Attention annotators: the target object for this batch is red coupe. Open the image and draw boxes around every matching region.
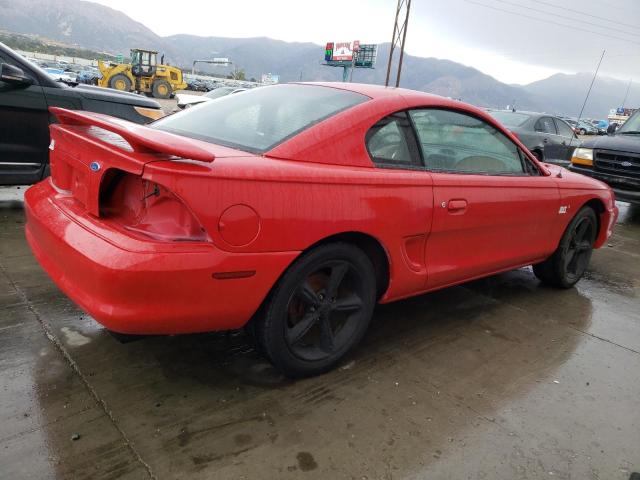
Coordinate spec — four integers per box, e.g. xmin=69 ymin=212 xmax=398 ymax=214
xmin=25 ymin=83 xmax=618 ymax=377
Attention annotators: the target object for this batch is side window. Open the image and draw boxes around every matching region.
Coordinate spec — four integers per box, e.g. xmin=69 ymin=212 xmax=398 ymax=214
xmin=554 ymin=119 xmax=575 ymax=139
xmin=409 ymin=109 xmax=526 ymax=175
xmin=365 ymin=112 xmax=421 ymax=168
xmin=535 ymin=117 xmax=557 ymax=134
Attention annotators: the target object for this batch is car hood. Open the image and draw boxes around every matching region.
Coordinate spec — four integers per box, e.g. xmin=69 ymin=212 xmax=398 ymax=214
xmin=71 ymin=84 xmax=161 ymax=109
xmin=579 ymin=134 xmax=640 ymax=154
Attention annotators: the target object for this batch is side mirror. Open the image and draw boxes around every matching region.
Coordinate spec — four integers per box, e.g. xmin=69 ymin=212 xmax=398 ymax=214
xmin=0 ymin=63 xmax=34 ymax=86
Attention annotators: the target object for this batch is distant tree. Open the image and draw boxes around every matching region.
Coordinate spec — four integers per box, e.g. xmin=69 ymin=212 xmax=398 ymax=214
xmin=250 ymin=77 xmax=257 ymax=83
xmin=231 ymin=68 xmax=246 ymax=80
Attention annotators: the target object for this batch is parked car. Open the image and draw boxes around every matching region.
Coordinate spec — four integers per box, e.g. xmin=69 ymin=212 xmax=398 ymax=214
xmin=43 ymin=67 xmax=77 ymax=83
xmin=570 ymin=109 xmax=640 ymax=204
xmin=575 ymin=120 xmax=598 ymax=135
xmin=175 ymin=86 xmax=247 ymax=109
xmin=25 ymin=83 xmax=617 ymax=377
xmin=589 ymin=119 xmax=609 ymax=135
xmin=0 ymin=42 xmax=164 ymax=185
xmin=487 ymin=110 xmax=579 ymax=165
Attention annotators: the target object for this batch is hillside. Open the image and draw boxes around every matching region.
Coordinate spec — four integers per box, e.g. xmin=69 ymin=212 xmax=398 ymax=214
xmin=1 ymin=0 xmax=637 ymax=117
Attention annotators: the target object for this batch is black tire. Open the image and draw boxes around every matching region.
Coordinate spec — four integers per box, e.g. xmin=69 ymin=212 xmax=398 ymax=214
xmin=254 ymin=242 xmax=376 ymax=378
xmin=152 ymin=79 xmax=172 ymax=99
xmin=109 ymin=73 xmax=131 ymax=92
xmin=533 ymin=207 xmax=598 ymax=288
xmin=532 ymin=149 xmax=544 ymax=162
xmin=579 ymin=128 xmax=587 ymax=135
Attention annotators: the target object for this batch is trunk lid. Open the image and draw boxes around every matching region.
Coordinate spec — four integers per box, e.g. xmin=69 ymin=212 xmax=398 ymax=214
xmin=48 ymin=107 xmax=247 ymax=216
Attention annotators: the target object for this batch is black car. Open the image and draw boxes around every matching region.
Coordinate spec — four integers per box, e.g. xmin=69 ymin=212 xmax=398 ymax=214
xmin=569 ymin=110 xmax=640 ymax=205
xmin=487 ymin=110 xmax=579 ymax=166
xmin=0 ymin=42 xmax=164 ymax=185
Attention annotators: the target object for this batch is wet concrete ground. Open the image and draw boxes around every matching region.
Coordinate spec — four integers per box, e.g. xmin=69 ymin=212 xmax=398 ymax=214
xmin=1 ymin=185 xmax=639 ymax=480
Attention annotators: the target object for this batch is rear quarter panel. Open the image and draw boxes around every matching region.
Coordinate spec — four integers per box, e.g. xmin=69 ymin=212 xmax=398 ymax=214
xmin=143 ymin=157 xmax=435 ymax=300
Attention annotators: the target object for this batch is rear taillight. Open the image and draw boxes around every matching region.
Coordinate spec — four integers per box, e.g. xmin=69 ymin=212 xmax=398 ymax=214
xmin=100 ymin=171 xmax=208 ymax=242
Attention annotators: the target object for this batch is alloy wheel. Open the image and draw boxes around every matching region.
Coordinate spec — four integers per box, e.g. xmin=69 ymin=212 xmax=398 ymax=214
xmin=564 ymin=216 xmax=595 ymax=280
xmin=284 ymin=260 xmax=366 ymax=362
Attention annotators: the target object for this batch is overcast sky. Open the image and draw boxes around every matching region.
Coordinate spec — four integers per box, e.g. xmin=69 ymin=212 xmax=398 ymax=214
xmin=93 ymin=0 xmax=640 ymax=85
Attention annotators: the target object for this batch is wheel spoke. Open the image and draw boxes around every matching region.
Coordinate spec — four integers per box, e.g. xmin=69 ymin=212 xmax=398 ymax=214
xmin=565 ymin=248 xmax=577 ymax=272
xmin=574 ymin=220 xmax=589 ymax=242
xmin=326 ymin=263 xmax=349 ymax=298
xmin=287 ymin=312 xmax=318 ymax=345
xmin=297 ymin=281 xmax=319 ymax=306
xmin=332 ymin=293 xmax=363 ymax=313
xmin=318 ymin=315 xmax=335 ymax=352
xmin=576 ymin=240 xmax=591 ymax=252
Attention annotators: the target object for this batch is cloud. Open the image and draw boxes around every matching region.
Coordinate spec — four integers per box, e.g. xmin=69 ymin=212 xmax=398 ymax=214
xmin=91 ymin=0 xmax=640 ymax=84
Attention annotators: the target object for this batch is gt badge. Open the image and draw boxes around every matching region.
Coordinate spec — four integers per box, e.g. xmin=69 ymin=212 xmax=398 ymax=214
xmin=559 ymin=206 xmax=569 ymax=214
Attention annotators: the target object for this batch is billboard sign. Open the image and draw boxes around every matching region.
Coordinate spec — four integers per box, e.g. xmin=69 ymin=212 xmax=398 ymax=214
xmin=325 ymin=41 xmax=360 ymax=62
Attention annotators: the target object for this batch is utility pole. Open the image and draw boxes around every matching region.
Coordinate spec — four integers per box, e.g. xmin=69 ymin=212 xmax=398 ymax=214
xmin=385 ymin=0 xmax=411 ymax=87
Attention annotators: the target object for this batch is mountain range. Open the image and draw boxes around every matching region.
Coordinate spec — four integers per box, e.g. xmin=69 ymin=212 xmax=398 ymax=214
xmin=1 ymin=0 xmax=638 ymax=118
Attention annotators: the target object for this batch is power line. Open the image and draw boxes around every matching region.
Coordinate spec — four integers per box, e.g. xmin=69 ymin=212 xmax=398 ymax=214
xmin=524 ymin=0 xmax=640 ymax=32
xmin=459 ymin=0 xmax=640 ymax=46
xmin=491 ymin=0 xmax=640 ymax=39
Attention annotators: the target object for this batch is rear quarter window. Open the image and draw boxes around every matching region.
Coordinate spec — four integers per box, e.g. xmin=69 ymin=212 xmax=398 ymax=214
xmin=153 ymin=84 xmax=368 ymax=153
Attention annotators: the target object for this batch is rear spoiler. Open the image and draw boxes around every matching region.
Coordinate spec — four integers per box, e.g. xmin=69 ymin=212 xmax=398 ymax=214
xmin=49 ymin=107 xmax=215 ymax=163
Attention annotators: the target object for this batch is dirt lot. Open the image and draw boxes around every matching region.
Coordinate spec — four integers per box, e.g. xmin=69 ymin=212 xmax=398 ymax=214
xmin=1 ymin=186 xmax=638 ymax=479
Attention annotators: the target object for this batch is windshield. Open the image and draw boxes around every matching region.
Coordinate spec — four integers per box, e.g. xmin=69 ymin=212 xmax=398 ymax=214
xmin=617 ymin=111 xmax=640 ymax=134
xmin=204 ymin=87 xmax=236 ymax=99
xmin=487 ymin=111 xmax=530 ymax=127
xmin=154 ymin=84 xmax=369 ymax=153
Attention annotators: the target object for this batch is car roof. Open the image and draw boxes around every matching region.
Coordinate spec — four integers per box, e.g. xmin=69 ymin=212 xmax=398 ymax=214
xmin=296 ymin=82 xmax=444 ymax=101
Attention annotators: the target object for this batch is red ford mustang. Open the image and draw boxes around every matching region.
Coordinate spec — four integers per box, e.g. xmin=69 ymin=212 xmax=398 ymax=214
xmin=25 ymin=83 xmax=618 ymax=377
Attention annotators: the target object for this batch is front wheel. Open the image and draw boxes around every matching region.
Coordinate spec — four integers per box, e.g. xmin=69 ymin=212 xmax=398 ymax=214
xmin=533 ymin=207 xmax=597 ymax=288
xmin=579 ymin=128 xmax=587 ymax=135
xmin=254 ymin=243 xmax=376 ymax=378
xmin=152 ymin=79 xmax=172 ymax=99
xmin=109 ymin=73 xmax=131 ymax=92
xmin=532 ymin=149 xmax=544 ymax=162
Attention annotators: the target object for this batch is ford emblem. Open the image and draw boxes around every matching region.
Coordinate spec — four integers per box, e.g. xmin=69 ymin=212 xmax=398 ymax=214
xmin=89 ymin=161 xmax=101 ymax=172
xmin=620 ymin=161 xmax=633 ymax=167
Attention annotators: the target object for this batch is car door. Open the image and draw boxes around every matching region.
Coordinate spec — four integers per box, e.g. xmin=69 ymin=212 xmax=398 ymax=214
xmin=365 ymin=110 xmax=434 ymax=295
xmin=554 ymin=118 xmax=579 ymax=162
xmin=533 ymin=116 xmax=563 ymax=163
xmin=408 ymin=108 xmax=560 ymax=289
xmin=0 ymin=52 xmax=49 ymax=185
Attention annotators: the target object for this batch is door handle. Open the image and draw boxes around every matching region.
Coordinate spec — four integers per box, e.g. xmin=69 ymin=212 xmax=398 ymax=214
xmin=543 ymin=138 xmax=548 ymax=143
xmin=447 ymin=199 xmax=468 ymax=213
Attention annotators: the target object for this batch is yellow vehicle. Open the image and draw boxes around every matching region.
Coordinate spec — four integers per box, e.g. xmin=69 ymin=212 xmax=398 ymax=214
xmin=98 ymin=49 xmax=187 ymax=99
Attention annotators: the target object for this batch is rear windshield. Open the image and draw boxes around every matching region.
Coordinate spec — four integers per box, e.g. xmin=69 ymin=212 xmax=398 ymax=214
xmin=487 ymin=111 xmax=530 ymax=127
xmin=153 ymin=84 xmax=369 ymax=153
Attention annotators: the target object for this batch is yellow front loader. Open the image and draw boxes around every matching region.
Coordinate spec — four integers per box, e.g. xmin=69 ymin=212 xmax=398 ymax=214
xmin=98 ymin=49 xmax=187 ymax=99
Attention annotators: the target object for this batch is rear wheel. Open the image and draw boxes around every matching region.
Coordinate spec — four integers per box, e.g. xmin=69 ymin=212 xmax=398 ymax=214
xmin=152 ymin=79 xmax=172 ymax=99
xmin=533 ymin=207 xmax=597 ymax=288
xmin=579 ymin=128 xmax=587 ymax=135
xmin=254 ymin=243 xmax=376 ymax=378
xmin=109 ymin=74 xmax=131 ymax=92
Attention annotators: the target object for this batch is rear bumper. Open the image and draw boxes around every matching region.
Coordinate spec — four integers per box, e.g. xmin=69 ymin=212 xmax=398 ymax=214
xmin=569 ymin=165 xmax=640 ymax=205
xmin=24 ymin=180 xmax=298 ymax=335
